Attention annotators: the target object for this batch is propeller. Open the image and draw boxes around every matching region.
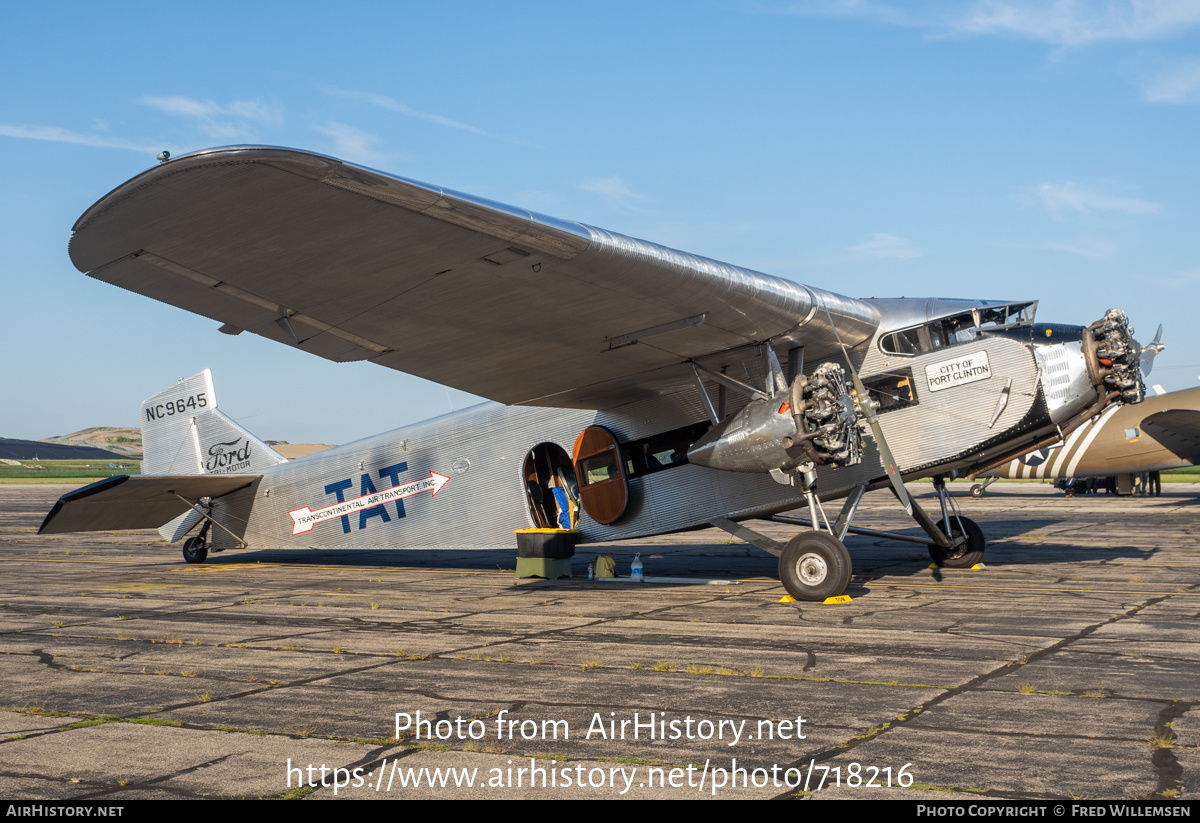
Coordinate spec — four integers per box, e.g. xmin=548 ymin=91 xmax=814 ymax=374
xmin=1138 ymin=324 xmax=1165 ymax=377
xmin=822 ymin=306 xmax=913 ymax=516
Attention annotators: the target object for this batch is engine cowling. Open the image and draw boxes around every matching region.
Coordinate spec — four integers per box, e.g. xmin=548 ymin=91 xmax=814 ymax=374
xmin=687 ymin=362 xmax=863 ymax=474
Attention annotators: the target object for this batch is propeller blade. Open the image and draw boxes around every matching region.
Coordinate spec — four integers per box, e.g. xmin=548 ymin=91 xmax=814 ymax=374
xmin=846 ymin=365 xmax=913 ymax=516
xmin=1139 ymin=324 xmax=1165 ymax=377
xmin=822 ymin=306 xmax=912 ymax=516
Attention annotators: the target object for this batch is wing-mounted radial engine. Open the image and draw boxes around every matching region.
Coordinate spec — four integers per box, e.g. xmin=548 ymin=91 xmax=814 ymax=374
xmin=782 ymin=362 xmax=863 ymax=469
xmin=687 ymin=355 xmax=864 ymax=476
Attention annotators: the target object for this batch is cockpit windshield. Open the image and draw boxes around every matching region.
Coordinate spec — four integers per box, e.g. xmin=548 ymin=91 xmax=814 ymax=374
xmin=879 ymin=302 xmax=1036 ymax=357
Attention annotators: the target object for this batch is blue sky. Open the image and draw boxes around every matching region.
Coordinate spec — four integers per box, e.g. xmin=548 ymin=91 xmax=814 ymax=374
xmin=2 ymin=1 xmax=1198 ymax=444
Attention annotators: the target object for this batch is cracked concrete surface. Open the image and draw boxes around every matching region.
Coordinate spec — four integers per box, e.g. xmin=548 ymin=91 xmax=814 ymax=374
xmin=0 ymin=483 xmax=1197 ymax=799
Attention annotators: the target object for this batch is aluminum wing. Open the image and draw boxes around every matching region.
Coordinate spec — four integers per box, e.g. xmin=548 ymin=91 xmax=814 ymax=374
xmin=71 ymin=146 xmax=880 ymax=409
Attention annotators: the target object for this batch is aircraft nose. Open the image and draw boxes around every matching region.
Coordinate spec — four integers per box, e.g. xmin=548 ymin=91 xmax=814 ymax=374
xmin=1038 ymin=308 xmax=1144 ymax=431
xmin=1084 ymin=308 xmax=1144 ymax=406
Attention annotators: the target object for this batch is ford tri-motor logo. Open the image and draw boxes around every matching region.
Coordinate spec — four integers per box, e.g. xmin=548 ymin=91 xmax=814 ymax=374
xmin=206 ymin=439 xmax=252 ymax=473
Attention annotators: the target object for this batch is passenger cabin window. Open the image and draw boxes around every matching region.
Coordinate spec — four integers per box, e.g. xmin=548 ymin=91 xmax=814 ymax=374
xmin=862 ymin=370 xmax=917 ymax=413
xmin=879 ymin=303 xmax=1036 ymax=358
xmin=620 ymin=421 xmax=712 ymax=480
xmin=578 ymin=451 xmax=620 ymax=486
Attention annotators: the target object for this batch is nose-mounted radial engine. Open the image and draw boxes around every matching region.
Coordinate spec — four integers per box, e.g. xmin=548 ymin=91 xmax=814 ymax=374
xmin=1084 ymin=308 xmax=1144 ymax=407
xmin=965 ymin=307 xmax=1148 ymax=494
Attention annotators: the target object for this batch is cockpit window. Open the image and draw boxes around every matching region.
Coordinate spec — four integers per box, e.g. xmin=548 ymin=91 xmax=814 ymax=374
xmin=879 ymin=302 xmax=1035 ymax=357
xmin=880 ymin=327 xmax=923 ymax=355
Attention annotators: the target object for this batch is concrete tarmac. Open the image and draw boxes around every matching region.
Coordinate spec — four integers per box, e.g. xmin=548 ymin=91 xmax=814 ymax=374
xmin=1 ymin=482 xmax=1198 ymax=800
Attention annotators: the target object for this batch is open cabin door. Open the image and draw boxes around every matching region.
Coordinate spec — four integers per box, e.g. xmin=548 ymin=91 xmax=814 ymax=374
xmin=522 ymin=443 xmax=577 ymax=529
xmin=572 ymin=426 xmax=629 ymax=525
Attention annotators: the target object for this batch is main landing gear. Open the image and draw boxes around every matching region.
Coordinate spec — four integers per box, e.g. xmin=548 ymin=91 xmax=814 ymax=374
xmin=690 ymin=345 xmax=986 ymax=601
xmin=779 ymin=532 xmax=852 ymax=602
xmin=712 ymin=473 xmax=987 ymax=602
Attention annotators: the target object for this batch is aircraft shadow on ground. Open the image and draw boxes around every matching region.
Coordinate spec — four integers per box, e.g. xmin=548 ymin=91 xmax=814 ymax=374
xmin=839 ymin=514 xmax=1163 ymax=595
xmin=188 ymin=511 xmax=1162 ymax=603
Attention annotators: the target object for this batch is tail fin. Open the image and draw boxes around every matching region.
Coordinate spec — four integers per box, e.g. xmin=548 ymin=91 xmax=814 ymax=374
xmin=141 ymin=369 xmax=285 ymax=476
xmin=140 ymin=369 xmax=284 ymax=541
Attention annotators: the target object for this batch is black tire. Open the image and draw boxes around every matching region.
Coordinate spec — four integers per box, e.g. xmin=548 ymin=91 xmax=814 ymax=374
xmin=778 ymin=532 xmax=852 ymax=601
xmin=969 ymin=484 xmax=986 ymax=499
xmin=182 ymin=535 xmax=208 ymax=564
xmin=928 ymin=515 xmax=985 ymax=568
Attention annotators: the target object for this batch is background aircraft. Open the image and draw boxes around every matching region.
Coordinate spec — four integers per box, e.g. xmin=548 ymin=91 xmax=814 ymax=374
xmin=973 ymin=383 xmax=1200 ymax=496
xmin=40 ymin=147 xmax=1149 ymax=601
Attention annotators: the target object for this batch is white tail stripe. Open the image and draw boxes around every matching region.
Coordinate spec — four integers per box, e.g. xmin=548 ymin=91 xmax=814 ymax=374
xmin=1064 ymin=407 xmax=1118 ymax=479
xmin=1045 ymin=423 xmax=1087 ymax=479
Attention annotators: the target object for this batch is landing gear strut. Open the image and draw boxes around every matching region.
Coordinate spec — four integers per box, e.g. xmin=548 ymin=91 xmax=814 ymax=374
xmin=921 ymin=476 xmax=986 ymax=568
xmin=970 ymin=476 xmax=998 ymax=498
xmin=930 ymin=515 xmax=985 ymax=568
xmin=775 ymin=467 xmax=856 ymax=600
xmin=171 ymin=493 xmax=247 ymax=564
xmin=763 ymin=474 xmax=989 ymax=597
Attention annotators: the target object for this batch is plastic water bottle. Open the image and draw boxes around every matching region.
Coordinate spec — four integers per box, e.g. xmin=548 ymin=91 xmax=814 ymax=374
xmin=631 ymin=553 xmax=644 ymax=582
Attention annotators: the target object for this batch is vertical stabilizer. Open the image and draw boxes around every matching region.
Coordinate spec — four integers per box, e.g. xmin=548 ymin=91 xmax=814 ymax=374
xmin=140 ymin=369 xmax=284 ymax=541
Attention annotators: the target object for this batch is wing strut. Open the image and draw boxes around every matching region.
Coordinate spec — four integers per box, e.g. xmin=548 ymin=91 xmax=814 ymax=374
xmin=172 ymin=492 xmax=248 ymax=550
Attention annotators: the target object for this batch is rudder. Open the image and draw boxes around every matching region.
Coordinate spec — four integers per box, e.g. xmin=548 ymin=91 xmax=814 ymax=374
xmin=140 ymin=369 xmax=284 ymax=541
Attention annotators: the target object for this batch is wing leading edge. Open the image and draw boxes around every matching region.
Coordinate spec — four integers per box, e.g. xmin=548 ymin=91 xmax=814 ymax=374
xmin=71 ymin=146 xmax=880 ymax=409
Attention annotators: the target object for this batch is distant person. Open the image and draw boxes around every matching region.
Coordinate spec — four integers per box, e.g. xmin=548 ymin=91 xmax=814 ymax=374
xmin=1149 ymin=470 xmax=1161 ymax=497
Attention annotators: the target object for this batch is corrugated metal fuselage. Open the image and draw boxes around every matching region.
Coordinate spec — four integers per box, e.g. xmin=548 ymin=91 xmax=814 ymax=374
xmin=206 ymin=316 xmax=1066 ymax=553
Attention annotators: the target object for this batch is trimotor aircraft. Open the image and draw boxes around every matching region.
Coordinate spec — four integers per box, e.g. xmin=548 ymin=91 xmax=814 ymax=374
xmin=972 ymin=381 xmax=1200 ymax=497
xmin=40 ymin=146 xmax=1149 ymax=601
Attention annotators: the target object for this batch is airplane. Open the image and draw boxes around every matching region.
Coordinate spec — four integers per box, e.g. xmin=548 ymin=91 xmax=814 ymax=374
xmin=969 ymin=382 xmax=1200 ymax=497
xmin=39 ymin=145 xmax=1150 ymax=602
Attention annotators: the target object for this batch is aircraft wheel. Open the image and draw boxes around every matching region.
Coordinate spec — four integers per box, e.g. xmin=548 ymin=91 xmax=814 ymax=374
xmin=779 ymin=532 xmax=852 ymax=601
xmin=969 ymin=484 xmax=986 ymax=499
xmin=182 ymin=536 xmax=208 ymax=564
xmin=929 ymin=516 xmax=985 ymax=568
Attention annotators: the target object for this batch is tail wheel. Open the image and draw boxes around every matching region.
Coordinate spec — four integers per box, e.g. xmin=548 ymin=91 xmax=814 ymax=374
xmin=928 ymin=516 xmax=985 ymax=568
xmin=182 ymin=535 xmax=208 ymax=564
xmin=779 ymin=532 xmax=852 ymax=601
xmin=969 ymin=484 xmax=986 ymax=499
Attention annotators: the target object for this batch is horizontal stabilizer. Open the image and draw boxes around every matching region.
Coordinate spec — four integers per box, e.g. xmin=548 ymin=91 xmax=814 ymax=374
xmin=38 ymin=474 xmax=259 ymax=535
